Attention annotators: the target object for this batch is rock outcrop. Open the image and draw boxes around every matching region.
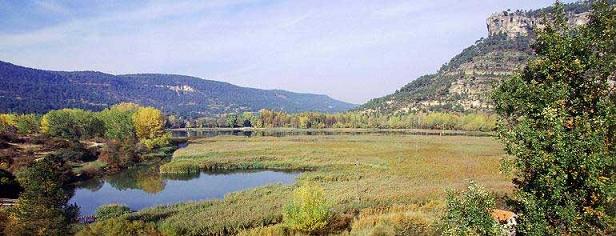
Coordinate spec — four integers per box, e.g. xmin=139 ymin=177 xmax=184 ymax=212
xmin=487 ymin=10 xmax=590 ymax=38
xmin=357 ymin=1 xmax=604 ymax=114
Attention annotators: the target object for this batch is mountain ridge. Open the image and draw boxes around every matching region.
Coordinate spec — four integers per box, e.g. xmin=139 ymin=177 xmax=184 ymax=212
xmin=0 ymin=60 xmax=356 ymax=116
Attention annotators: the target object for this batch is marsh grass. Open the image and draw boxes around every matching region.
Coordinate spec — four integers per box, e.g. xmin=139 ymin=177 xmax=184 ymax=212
xmin=137 ymin=134 xmax=510 ymax=235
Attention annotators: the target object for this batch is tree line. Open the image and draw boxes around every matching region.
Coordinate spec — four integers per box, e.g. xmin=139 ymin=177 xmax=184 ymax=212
xmin=1 ymin=102 xmax=170 ymax=150
xmin=170 ymin=110 xmax=497 ymax=132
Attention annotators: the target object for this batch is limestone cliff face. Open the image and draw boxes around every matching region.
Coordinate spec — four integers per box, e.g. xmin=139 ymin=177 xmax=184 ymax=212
xmin=487 ymin=11 xmax=589 ymax=38
xmin=358 ymin=2 xmax=599 ymax=114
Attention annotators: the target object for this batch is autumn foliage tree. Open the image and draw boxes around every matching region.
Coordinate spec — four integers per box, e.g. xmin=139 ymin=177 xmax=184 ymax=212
xmin=493 ymin=2 xmax=615 ymax=234
xmin=132 ymin=107 xmax=170 ymax=149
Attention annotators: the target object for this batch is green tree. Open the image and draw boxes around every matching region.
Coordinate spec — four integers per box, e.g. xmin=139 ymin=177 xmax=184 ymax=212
xmin=493 ymin=2 xmax=615 ymax=234
xmin=14 ymin=114 xmax=40 ymax=135
xmin=226 ymin=113 xmax=238 ymax=128
xmin=41 ymin=109 xmax=104 ymax=140
xmin=41 ymin=109 xmax=80 ymax=139
xmin=5 ymin=155 xmax=77 ymax=236
xmin=98 ymin=105 xmax=137 ymax=141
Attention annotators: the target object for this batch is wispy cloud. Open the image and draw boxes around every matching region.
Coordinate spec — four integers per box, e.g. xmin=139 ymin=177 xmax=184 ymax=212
xmin=0 ymin=0 xmax=572 ymax=103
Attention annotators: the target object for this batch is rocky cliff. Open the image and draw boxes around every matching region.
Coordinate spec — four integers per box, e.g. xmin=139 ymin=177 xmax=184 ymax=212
xmin=487 ymin=10 xmax=589 ymax=38
xmin=358 ymin=1 xmax=606 ymax=114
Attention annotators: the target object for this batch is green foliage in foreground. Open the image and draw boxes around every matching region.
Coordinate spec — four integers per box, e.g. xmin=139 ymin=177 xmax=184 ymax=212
xmin=439 ymin=182 xmax=500 ymax=236
xmin=95 ymin=204 xmax=132 ymax=221
xmin=5 ymin=156 xmax=77 ymax=236
xmin=283 ymin=183 xmax=331 ymax=233
xmin=493 ymin=2 xmax=616 ymax=234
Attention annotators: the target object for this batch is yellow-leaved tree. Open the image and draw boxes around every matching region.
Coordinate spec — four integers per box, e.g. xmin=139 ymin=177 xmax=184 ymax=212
xmin=132 ymin=107 xmax=170 ymax=149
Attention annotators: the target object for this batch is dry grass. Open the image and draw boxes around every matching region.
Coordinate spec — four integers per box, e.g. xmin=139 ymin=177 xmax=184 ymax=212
xmin=144 ymin=134 xmax=511 ymax=235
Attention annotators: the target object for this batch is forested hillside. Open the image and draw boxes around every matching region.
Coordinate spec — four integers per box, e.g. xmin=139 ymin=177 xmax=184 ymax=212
xmin=358 ymin=0 xmax=609 ymax=114
xmin=0 ymin=61 xmax=355 ymax=116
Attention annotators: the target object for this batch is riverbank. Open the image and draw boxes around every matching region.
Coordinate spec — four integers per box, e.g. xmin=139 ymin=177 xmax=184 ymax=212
xmin=129 ymin=134 xmax=510 ymax=235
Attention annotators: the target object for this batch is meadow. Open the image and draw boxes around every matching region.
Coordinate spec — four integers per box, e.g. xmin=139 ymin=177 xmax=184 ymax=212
xmin=124 ymin=134 xmax=512 ymax=235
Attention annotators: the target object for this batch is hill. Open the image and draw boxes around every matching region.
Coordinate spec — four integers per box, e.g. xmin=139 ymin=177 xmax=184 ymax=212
xmin=0 ymin=61 xmax=355 ymax=116
xmin=358 ymin=1 xmax=608 ymax=114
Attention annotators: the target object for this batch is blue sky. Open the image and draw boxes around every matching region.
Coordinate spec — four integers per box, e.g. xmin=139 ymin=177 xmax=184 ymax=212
xmin=0 ymin=0 xmax=573 ymax=104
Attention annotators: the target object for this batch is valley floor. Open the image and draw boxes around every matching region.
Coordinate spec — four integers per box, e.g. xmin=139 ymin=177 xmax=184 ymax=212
xmin=130 ymin=134 xmax=511 ymax=235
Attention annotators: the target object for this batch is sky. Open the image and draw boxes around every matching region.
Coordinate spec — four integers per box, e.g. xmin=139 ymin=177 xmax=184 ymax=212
xmin=0 ymin=0 xmax=575 ymax=104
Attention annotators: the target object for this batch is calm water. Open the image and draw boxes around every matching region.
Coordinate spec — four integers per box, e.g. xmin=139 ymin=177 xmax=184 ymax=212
xmin=69 ymin=166 xmax=299 ymax=216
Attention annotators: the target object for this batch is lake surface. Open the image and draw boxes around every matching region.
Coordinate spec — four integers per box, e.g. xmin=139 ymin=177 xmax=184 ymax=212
xmin=170 ymin=128 xmax=489 ymax=138
xmin=69 ymin=166 xmax=299 ymax=216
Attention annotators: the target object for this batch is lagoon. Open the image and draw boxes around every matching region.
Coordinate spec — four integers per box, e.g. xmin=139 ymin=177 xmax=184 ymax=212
xmin=69 ymin=166 xmax=299 ymax=216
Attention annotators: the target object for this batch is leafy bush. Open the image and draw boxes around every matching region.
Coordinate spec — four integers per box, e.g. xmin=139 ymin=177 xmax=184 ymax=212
xmin=439 ymin=182 xmax=501 ymax=235
xmin=283 ymin=183 xmax=331 ymax=233
xmin=95 ymin=204 xmax=132 ymax=221
xmin=77 ymin=218 xmax=160 ymax=236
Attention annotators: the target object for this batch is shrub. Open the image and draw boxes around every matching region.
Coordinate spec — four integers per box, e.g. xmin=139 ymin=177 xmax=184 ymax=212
xmin=99 ymin=140 xmax=138 ymax=170
xmin=283 ymin=183 xmax=331 ymax=233
xmin=95 ymin=204 xmax=132 ymax=221
xmin=77 ymin=218 xmax=160 ymax=236
xmin=439 ymin=182 xmax=501 ymax=235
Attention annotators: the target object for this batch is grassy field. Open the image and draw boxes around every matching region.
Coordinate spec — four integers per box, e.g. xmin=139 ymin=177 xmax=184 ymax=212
xmin=132 ymin=134 xmax=510 ymax=235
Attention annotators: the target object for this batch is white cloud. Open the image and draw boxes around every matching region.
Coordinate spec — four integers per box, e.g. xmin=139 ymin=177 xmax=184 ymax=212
xmin=0 ymin=0 xmax=570 ymax=103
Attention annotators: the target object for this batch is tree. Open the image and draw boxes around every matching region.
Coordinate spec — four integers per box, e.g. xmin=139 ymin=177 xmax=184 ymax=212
xmin=98 ymin=106 xmax=136 ymax=141
xmin=5 ymin=155 xmax=77 ymax=235
xmin=41 ymin=109 xmax=104 ymax=140
xmin=132 ymin=107 xmax=169 ymax=149
xmin=14 ymin=114 xmax=40 ymax=135
xmin=493 ymin=2 xmax=615 ymax=234
xmin=226 ymin=113 xmax=238 ymax=128
xmin=0 ymin=114 xmax=16 ymax=133
xmin=41 ymin=109 xmax=79 ymax=139
xmin=132 ymin=107 xmax=164 ymax=140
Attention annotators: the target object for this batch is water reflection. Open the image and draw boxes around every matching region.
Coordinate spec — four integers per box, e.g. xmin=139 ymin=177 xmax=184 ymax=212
xmin=69 ymin=166 xmax=299 ymax=216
